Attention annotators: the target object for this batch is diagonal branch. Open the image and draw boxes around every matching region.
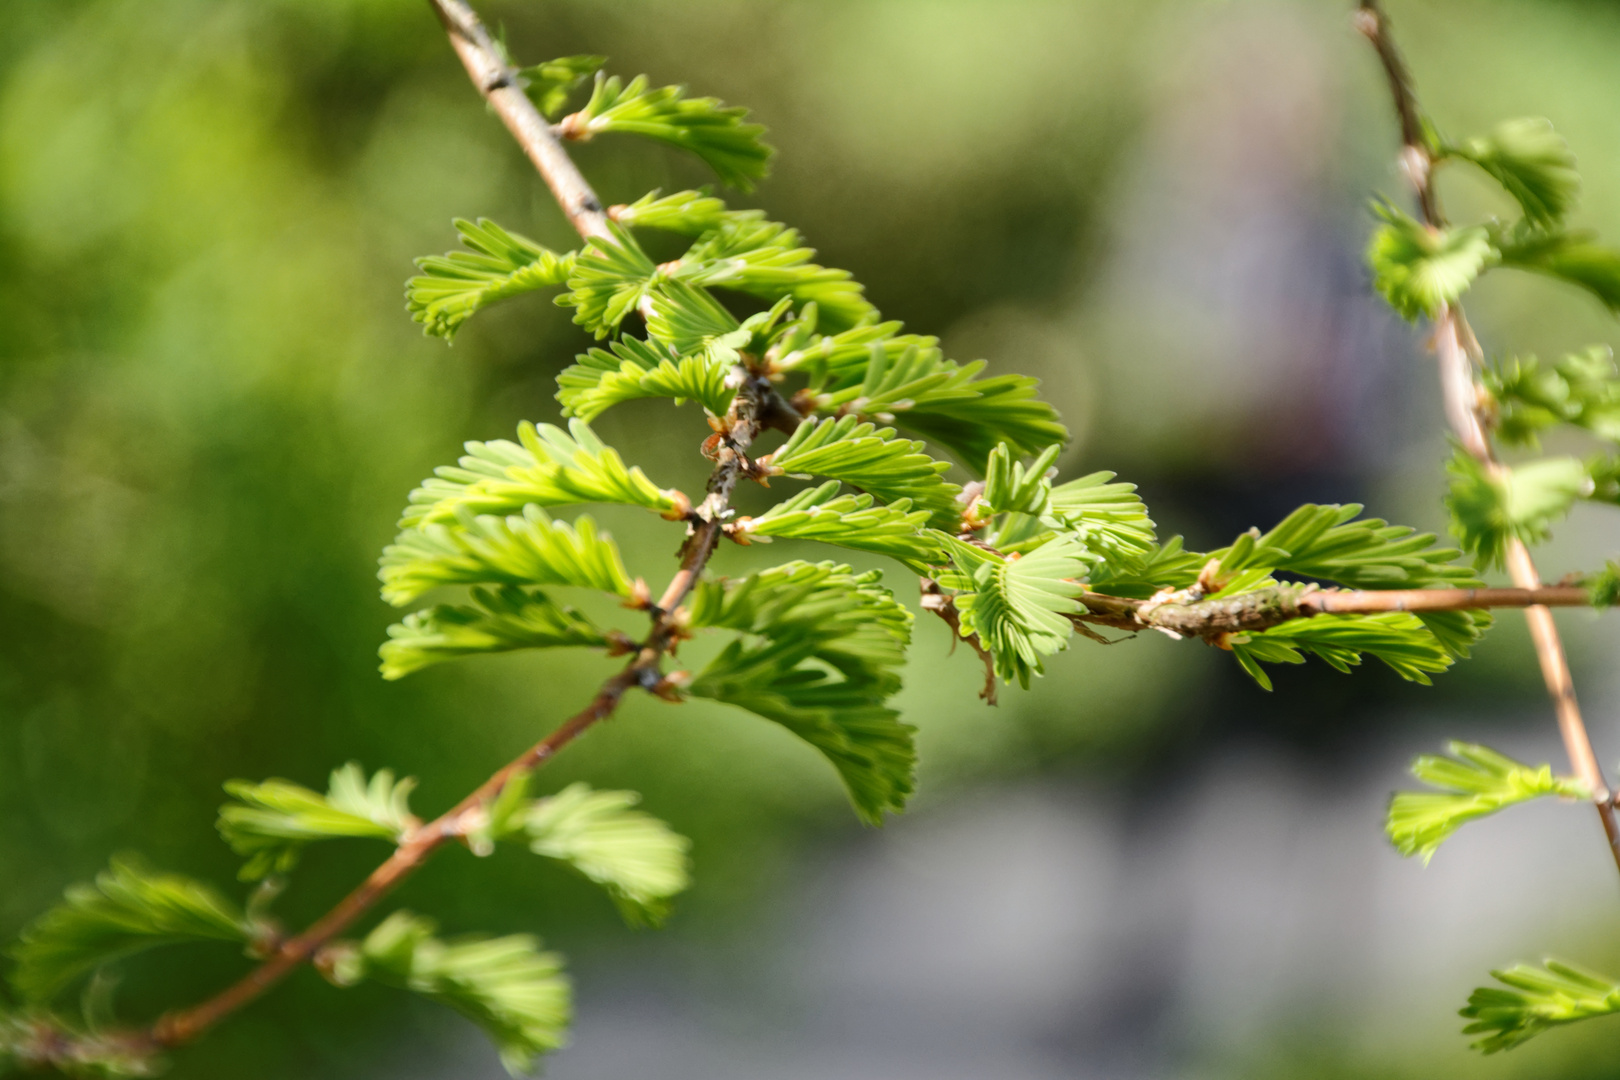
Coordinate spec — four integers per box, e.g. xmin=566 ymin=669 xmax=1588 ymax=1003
xmin=1355 ymin=0 xmax=1620 ymax=871
xmin=429 ymin=0 xmax=609 ymax=239
xmin=48 ymin=1 xmax=783 ymax=1063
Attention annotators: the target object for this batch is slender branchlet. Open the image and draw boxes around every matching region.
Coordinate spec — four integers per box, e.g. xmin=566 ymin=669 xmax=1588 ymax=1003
xmin=1356 ymin=0 xmax=1620 ymax=867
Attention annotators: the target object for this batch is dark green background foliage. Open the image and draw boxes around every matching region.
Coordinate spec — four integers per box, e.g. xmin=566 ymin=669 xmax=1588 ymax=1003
xmin=4 ymin=1 xmax=1620 ymax=1077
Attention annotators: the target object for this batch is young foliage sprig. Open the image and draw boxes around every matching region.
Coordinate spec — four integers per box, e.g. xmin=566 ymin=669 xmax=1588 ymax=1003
xmin=561 ymin=74 xmax=772 ymax=190
xmin=11 ymin=859 xmax=252 ymax=1002
xmin=685 ymin=562 xmax=917 ymax=823
xmin=407 ymin=218 xmax=574 ymax=339
xmin=1461 ymin=961 xmax=1620 ymax=1053
xmin=401 ymin=418 xmax=686 ymax=528
xmin=323 ymin=911 xmax=571 ymax=1075
xmin=1386 ymin=743 xmax=1588 ymax=863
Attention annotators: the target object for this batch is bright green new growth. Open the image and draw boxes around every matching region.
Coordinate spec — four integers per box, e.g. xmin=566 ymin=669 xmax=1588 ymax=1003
xmin=453 ymin=771 xmax=689 ymax=926
xmin=1444 ymin=451 xmax=1592 ymax=568
xmin=218 ymin=763 xmax=421 ymax=879
xmin=1386 ymin=743 xmax=1588 ymax=863
xmin=407 ymin=218 xmax=575 ymax=340
xmin=1227 ymin=612 xmax=1456 ymax=691
xmin=1445 ymin=118 xmax=1580 ymax=228
xmin=379 ymin=505 xmax=633 ymax=607
xmin=1588 ymin=560 xmax=1620 ymax=608
xmin=1367 ymin=203 xmax=1494 ymax=321
xmin=1461 ymin=961 xmax=1620 ymax=1053
xmin=325 ymin=911 xmax=570 ymax=1075
xmin=1363 ymin=113 xmax=1620 ymax=325
xmin=1493 ymin=227 xmax=1620 ymax=314
xmin=945 ymin=536 xmax=1090 ymax=689
xmin=16 ymin=18 xmax=1620 ymax=1077
xmin=381 ymin=586 xmax=612 ymax=679
xmin=556 ymin=224 xmax=661 ymax=338
xmin=730 ymin=482 xmax=946 ymax=567
xmin=400 ymin=418 xmax=683 ymax=528
xmin=519 ymin=55 xmax=605 ymax=120
xmin=1352 ymin=81 xmax=1620 ymax=1058
xmin=10 ymin=858 xmax=251 ymax=1001
xmin=1486 ymin=347 xmax=1620 ymax=448
xmin=556 ymin=334 xmax=735 ymax=420
xmin=686 ymin=562 xmax=916 ymax=824
xmin=763 ymin=416 xmax=961 ymax=527
xmin=775 ymin=323 xmax=1069 ymax=467
xmin=521 ymin=783 xmax=692 ymax=927
xmin=1216 ymin=502 xmax=1478 ymax=590
xmin=567 ymin=73 xmax=773 ymax=190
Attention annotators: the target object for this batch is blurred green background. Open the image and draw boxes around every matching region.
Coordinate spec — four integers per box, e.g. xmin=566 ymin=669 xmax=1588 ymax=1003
xmin=4 ymin=0 xmax=1620 ymax=1077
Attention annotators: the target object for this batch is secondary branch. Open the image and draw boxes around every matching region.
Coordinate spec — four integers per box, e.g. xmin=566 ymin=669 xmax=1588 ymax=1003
xmin=1355 ymin=0 xmax=1620 ymax=868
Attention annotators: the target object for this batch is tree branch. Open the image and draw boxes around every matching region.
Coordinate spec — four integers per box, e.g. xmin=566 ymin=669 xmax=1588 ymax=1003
xmin=428 ymin=0 xmax=609 ymax=239
xmin=1355 ymin=0 xmax=1620 ymax=869
xmin=1076 ymin=582 xmax=1597 ymax=640
xmin=70 ymin=0 xmax=784 ymax=1060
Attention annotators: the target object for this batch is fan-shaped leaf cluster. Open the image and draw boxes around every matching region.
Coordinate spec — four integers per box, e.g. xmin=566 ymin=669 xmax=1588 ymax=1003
xmin=520 ymin=783 xmax=691 ymax=927
xmin=326 ymin=911 xmax=570 ymax=1075
xmin=556 ymin=334 xmax=735 ymax=420
xmin=1447 ymin=118 xmax=1581 ymax=228
xmin=11 ymin=859 xmax=250 ymax=1001
xmin=777 ymin=322 xmax=1068 ymax=466
xmin=218 ymin=764 xmax=421 ymax=878
xmin=381 ymin=586 xmax=612 ymax=680
xmin=763 ymin=416 xmax=961 ymax=529
xmin=1386 ymin=742 xmax=1586 ymax=864
xmin=401 ymin=418 xmax=683 ymax=528
xmin=685 ymin=562 xmax=916 ymax=824
xmin=944 ymin=535 xmax=1090 ymax=689
xmin=1444 ymin=451 xmax=1591 ymax=568
xmin=1462 ymin=961 xmax=1620 ymax=1053
xmin=1227 ymin=612 xmax=1457 ymax=691
xmin=567 ymin=74 xmax=772 ymax=190
xmin=1367 ymin=203 xmax=1494 ymax=322
xmin=407 ymin=218 xmax=574 ymax=339
xmin=1486 ymin=346 xmax=1620 ymax=447
xmin=1494 ymin=227 xmax=1620 ymax=314
xmin=731 ymin=481 xmax=944 ymax=567
xmin=380 ymin=506 xmax=632 ymax=608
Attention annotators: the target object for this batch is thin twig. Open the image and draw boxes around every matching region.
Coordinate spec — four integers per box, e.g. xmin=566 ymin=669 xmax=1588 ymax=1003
xmin=919 ymin=579 xmax=998 ymax=705
xmin=1356 ymin=0 xmax=1620 ymax=867
xmin=429 ymin=0 xmax=609 ymax=239
xmin=1076 ymin=583 xmax=1596 ymax=639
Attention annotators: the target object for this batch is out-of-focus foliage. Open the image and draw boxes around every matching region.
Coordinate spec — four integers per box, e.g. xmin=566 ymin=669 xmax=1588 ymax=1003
xmin=218 ymin=763 xmax=420 ymax=879
xmin=1386 ymin=742 xmax=1587 ymax=863
xmin=1461 ymin=961 xmax=1620 ymax=1053
xmin=323 ymin=911 xmax=571 ymax=1074
xmin=11 ymin=858 xmax=251 ymax=1002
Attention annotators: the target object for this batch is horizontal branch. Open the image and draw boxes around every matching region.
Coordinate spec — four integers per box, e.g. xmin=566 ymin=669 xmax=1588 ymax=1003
xmin=1077 ymin=583 xmax=1597 ymax=641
